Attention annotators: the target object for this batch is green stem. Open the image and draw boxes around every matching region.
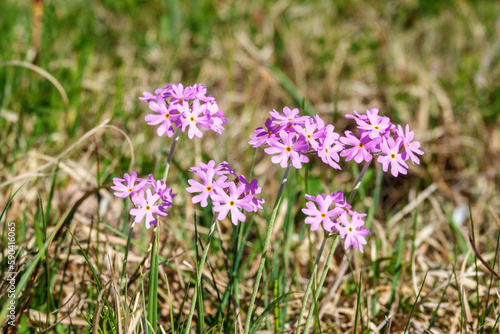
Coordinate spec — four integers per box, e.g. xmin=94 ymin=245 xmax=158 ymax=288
xmin=302 ymin=236 xmax=340 ymax=334
xmin=295 ymin=233 xmax=328 ymax=334
xmin=184 ymin=213 xmax=218 ymax=334
xmin=148 ymin=228 xmax=159 ymax=333
xmin=348 ymin=160 xmax=371 ymax=204
xmin=120 ymin=221 xmax=135 ymax=289
xmin=163 ymin=127 xmax=182 ymax=182
xmin=243 ymin=163 xmax=292 ymax=334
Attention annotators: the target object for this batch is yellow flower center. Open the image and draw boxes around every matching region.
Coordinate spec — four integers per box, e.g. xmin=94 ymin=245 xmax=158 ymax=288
xmin=320 ymin=213 xmax=326 ymax=218
xmin=325 ymin=148 xmax=329 ymax=154
xmin=285 ymin=146 xmax=292 ymax=152
xmin=206 ymin=186 xmax=212 ymax=191
xmin=145 ymin=205 xmax=151 ymax=211
xmin=287 ymin=118 xmax=293 ymax=121
xmin=229 ymin=200 xmax=235 ymax=206
xmin=391 ymin=153 xmax=396 ymax=159
xmin=267 ymin=132 xmax=272 ymax=137
xmin=358 ymin=142 xmax=364 ymax=148
xmin=128 ymin=188 xmax=133 ymax=192
xmin=190 ymin=116 xmax=195 ymax=122
xmin=344 ymin=207 xmax=349 ymax=213
xmin=165 ymin=113 xmax=170 ymax=119
xmin=374 ymin=125 xmax=379 ymax=130
xmin=348 ymin=226 xmax=353 ymax=232
xmin=306 ymin=134 xmax=312 ymax=139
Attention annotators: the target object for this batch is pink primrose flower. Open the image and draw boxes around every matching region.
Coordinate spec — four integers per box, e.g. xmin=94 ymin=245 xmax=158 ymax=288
xmin=211 ymin=182 xmax=254 ymax=226
xmin=238 ymin=175 xmax=265 ymax=211
xmin=338 ymin=212 xmax=370 ymax=253
xmin=111 ymin=172 xmax=147 ymax=198
xmin=345 ymin=109 xmax=369 ymax=123
xmin=139 ymin=87 xmax=167 ymax=103
xmin=204 ymin=102 xmax=227 ymax=134
xmin=264 ymin=131 xmax=309 ymax=169
xmin=302 ymin=194 xmax=337 ymax=232
xmin=189 ymin=160 xmax=217 ymax=174
xmin=145 ymin=101 xmax=180 ymax=137
xmin=329 ymin=190 xmax=352 ymax=216
xmin=169 ymin=83 xmax=194 ymax=105
xmin=179 ymin=100 xmax=212 ymax=139
xmin=377 ymin=136 xmax=409 ymax=177
xmin=355 ymin=108 xmax=392 ymax=139
xmin=318 ymin=125 xmax=343 ymax=169
xmin=186 ymin=169 xmax=229 ymax=207
xmin=293 ymin=116 xmax=325 ymax=151
xmin=397 ymin=124 xmax=424 ymax=164
xmin=340 ymin=131 xmax=380 ymax=163
xmin=249 ymin=118 xmax=283 ymax=148
xmin=269 ymin=106 xmax=308 ymax=128
xmin=146 ymin=174 xmax=175 ymax=206
xmin=130 ymin=188 xmax=168 ymax=229
xmin=215 ymin=161 xmax=238 ymax=178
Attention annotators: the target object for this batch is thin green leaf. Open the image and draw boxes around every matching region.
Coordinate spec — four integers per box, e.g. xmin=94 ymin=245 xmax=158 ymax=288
xmin=147 ymin=230 xmax=159 ymax=333
xmin=249 ymin=292 xmax=296 ymax=334
xmin=403 ymin=272 xmax=428 ymax=334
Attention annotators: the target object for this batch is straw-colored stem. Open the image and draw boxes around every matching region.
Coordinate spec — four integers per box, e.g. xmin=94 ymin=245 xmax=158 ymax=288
xmin=243 ymin=163 xmax=292 ymax=334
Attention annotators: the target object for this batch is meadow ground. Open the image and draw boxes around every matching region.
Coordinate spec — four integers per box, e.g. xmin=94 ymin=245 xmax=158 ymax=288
xmin=1 ymin=0 xmax=500 ymax=333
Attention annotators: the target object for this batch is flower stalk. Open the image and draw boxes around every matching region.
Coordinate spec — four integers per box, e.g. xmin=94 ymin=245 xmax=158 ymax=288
xmin=243 ymin=163 xmax=292 ymax=334
xmin=163 ymin=127 xmax=182 ymax=181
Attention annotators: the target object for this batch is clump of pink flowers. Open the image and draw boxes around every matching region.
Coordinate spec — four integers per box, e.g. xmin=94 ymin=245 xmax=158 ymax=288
xmin=342 ymin=108 xmax=424 ymax=177
xmin=302 ymin=191 xmax=370 ymax=253
xmin=251 ymin=107 xmax=424 ymax=252
xmin=186 ymin=160 xmax=264 ymax=226
xmin=250 ymin=107 xmax=423 ymax=177
xmin=140 ymin=83 xmax=227 ymax=139
xmin=249 ymin=106 xmax=344 ymax=170
xmin=111 ymin=172 xmax=176 ymax=229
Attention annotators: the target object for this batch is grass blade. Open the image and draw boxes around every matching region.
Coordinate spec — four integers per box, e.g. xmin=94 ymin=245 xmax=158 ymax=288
xmin=353 ymin=276 xmax=363 ymax=334
xmin=148 ymin=228 xmax=159 ymax=333
xmin=248 ymin=291 xmax=295 ymax=334
xmin=403 ymin=272 xmax=428 ymax=334
xmin=0 ymin=187 xmax=96 ymax=324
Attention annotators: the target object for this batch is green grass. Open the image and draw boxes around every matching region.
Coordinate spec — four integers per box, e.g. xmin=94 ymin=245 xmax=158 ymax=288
xmin=1 ymin=0 xmax=500 ymax=333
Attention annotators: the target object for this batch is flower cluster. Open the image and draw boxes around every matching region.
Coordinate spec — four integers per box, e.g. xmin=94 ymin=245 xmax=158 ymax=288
xmin=252 ymin=107 xmax=424 ymax=177
xmin=249 ymin=107 xmax=343 ymax=170
xmin=342 ymin=108 xmax=424 ymax=177
xmin=302 ymin=191 xmax=370 ymax=253
xmin=111 ymin=172 xmax=176 ymax=229
xmin=286 ymin=107 xmax=424 ymax=252
xmin=140 ymin=83 xmax=227 ymax=139
xmin=186 ymin=160 xmax=264 ymax=226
